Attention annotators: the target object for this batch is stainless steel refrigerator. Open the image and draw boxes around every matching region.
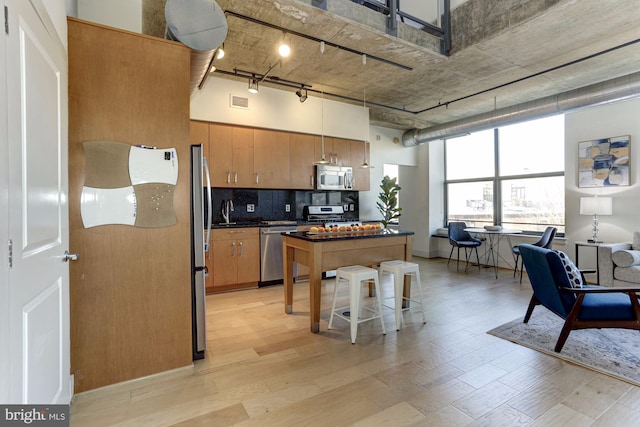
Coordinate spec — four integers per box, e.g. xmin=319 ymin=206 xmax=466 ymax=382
xmin=190 ymin=144 xmax=211 ymax=360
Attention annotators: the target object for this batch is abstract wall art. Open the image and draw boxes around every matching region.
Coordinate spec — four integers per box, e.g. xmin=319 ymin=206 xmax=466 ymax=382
xmin=578 ymin=135 xmax=630 ymax=187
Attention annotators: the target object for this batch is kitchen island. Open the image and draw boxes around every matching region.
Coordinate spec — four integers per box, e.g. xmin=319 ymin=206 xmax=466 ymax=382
xmin=283 ymin=229 xmax=415 ymax=333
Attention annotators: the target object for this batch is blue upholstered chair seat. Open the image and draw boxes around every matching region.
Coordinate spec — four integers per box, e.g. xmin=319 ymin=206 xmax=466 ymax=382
xmin=578 ymin=293 xmax=638 ymax=320
xmin=455 ymin=241 xmax=481 ymax=248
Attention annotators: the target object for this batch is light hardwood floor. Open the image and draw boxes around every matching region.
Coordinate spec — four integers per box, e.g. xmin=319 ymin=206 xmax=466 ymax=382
xmin=70 ymin=257 xmax=640 ymax=426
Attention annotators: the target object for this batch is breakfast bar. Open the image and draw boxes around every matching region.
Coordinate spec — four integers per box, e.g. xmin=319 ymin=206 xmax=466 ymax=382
xmin=283 ymin=229 xmax=415 ymax=333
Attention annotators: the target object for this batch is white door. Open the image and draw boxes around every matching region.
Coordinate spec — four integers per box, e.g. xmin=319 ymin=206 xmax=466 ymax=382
xmin=0 ymin=0 xmax=10 ymax=404
xmin=6 ymin=0 xmax=71 ymax=404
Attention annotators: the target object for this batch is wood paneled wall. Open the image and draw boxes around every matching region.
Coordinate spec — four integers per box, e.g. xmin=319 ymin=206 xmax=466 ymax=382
xmin=68 ymin=18 xmax=192 ymax=392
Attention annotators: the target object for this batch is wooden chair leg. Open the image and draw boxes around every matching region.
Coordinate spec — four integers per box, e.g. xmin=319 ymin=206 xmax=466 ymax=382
xmin=555 ymin=318 xmax=575 ymax=352
xmin=554 ymin=294 xmax=585 ymax=352
xmin=523 ymin=295 xmax=539 ymax=323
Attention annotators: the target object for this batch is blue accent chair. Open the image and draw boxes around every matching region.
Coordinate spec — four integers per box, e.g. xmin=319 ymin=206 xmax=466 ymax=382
xmin=447 ymin=221 xmax=482 ymax=272
xmin=512 ymin=226 xmax=557 ymax=283
xmin=519 ymin=244 xmax=640 ymax=352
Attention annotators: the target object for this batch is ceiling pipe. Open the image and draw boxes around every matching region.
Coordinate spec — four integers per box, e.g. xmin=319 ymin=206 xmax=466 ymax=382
xmin=165 ymin=0 xmax=228 ymax=94
xmin=402 ymin=71 xmax=640 ymax=146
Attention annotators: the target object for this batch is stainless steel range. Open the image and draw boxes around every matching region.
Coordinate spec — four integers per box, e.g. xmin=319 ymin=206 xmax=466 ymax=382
xmin=303 ymin=205 xmax=345 ymax=223
xmin=301 ymin=205 xmax=362 ymax=279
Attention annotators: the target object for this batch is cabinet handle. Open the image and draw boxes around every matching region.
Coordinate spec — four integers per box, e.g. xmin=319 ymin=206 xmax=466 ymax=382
xmin=256 ymin=173 xmax=259 ymax=185
xmin=228 ymin=230 xmax=246 ymax=234
xmin=239 ymin=241 xmax=243 ymax=256
xmin=334 ymin=153 xmax=338 ymax=165
xmin=231 ymin=242 xmax=235 ymax=256
xmin=227 ymin=171 xmax=231 ymax=184
xmin=234 ymin=172 xmax=238 ymax=184
xmin=310 ymin=175 xmax=314 ymax=188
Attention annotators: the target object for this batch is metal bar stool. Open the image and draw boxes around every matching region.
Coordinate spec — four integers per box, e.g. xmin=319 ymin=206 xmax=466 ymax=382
xmin=328 ymin=265 xmax=386 ymax=344
xmin=379 ymin=260 xmax=427 ymax=330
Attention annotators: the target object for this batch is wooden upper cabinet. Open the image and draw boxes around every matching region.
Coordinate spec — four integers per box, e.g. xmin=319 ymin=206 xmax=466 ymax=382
xmin=208 ymin=123 xmax=255 ymax=187
xmin=209 ymin=123 xmax=234 ymax=186
xmin=289 ymin=133 xmax=316 ymax=189
xmin=315 ymin=136 xmax=351 ymax=167
xmin=351 ymin=140 xmax=371 ymax=191
xmin=190 ymin=121 xmax=209 ymax=154
xmin=231 ymin=127 xmax=255 ymax=187
xmin=254 ymin=129 xmax=290 ymax=188
xmin=205 ymin=122 xmax=370 ymax=191
xmin=331 ymin=137 xmax=352 ymax=167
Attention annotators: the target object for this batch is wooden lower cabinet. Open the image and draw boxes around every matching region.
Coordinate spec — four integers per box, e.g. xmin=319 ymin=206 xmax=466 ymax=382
xmin=207 ymin=227 xmax=260 ymax=293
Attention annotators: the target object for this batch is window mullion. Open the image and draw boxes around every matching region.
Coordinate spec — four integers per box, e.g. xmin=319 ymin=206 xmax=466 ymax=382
xmin=494 ymin=128 xmax=500 ymax=226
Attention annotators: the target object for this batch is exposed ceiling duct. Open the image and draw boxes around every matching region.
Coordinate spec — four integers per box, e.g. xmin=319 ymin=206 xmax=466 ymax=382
xmin=402 ymin=71 xmax=640 ymax=146
xmin=165 ymin=0 xmax=228 ymax=94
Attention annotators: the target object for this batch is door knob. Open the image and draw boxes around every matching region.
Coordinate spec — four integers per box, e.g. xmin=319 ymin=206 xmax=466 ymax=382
xmin=62 ymin=250 xmax=79 ymax=262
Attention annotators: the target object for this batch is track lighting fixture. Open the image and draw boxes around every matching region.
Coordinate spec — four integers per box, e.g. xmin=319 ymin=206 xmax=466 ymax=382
xmin=296 ymin=87 xmax=308 ymax=103
xmin=248 ymin=76 xmax=259 ymax=94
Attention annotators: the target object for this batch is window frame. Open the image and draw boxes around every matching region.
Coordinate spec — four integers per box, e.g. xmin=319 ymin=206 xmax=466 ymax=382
xmin=444 ymin=119 xmax=565 ymax=236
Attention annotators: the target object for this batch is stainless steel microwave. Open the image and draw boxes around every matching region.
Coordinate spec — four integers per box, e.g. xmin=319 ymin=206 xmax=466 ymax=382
xmin=316 ymin=165 xmax=353 ymax=191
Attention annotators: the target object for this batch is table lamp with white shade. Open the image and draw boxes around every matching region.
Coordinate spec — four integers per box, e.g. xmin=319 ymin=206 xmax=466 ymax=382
xmin=580 ymin=196 xmax=612 ymax=243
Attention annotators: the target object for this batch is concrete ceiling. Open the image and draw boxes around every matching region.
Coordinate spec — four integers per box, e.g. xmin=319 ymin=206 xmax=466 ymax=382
xmin=143 ymin=0 xmax=640 ymax=131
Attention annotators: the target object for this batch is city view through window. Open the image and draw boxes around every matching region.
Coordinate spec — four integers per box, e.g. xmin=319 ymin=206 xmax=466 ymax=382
xmin=445 ymin=115 xmax=565 ymax=234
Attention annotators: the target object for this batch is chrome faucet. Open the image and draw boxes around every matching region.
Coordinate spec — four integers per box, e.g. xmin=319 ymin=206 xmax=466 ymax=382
xmin=221 ymin=199 xmax=234 ymax=224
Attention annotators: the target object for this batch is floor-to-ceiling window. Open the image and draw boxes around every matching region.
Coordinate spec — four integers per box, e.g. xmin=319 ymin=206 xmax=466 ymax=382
xmin=383 ymin=163 xmax=400 ymax=224
xmin=445 ymin=115 xmax=565 ymax=234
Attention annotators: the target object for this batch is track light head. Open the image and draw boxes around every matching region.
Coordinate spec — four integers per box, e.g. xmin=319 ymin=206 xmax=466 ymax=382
xmin=248 ymin=77 xmax=259 ymax=94
xmin=296 ymin=88 xmax=308 ymax=103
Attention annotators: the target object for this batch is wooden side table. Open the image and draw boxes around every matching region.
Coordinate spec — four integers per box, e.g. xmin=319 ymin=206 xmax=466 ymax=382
xmin=575 ymin=241 xmax=602 ymax=284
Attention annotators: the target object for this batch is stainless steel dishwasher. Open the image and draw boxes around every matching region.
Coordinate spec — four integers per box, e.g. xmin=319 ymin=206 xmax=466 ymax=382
xmin=260 ymin=221 xmax=297 ymax=285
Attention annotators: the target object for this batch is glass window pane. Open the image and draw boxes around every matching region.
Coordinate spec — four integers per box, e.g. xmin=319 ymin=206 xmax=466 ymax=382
xmin=447 ymin=181 xmax=493 ymax=227
xmin=383 ymin=164 xmax=398 ymax=182
xmin=499 ymin=115 xmax=565 ymax=176
xmin=500 ymin=176 xmax=565 ymax=233
xmin=446 ymin=130 xmax=495 ymax=180
xmin=383 ymin=164 xmax=399 ymax=223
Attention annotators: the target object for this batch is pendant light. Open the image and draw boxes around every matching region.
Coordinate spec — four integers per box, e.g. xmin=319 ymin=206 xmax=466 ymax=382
xmin=313 ymin=41 xmax=330 ymax=165
xmin=360 ymin=53 xmax=374 ymax=169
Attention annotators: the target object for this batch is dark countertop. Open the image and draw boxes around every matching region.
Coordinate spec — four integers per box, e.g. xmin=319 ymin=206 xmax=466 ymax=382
xmin=284 ymin=229 xmax=414 ymax=242
xmin=210 ymin=222 xmax=265 ymax=229
xmin=210 ymin=219 xmax=358 ymax=229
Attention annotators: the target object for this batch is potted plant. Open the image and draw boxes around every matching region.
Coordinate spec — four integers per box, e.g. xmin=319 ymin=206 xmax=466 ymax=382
xmin=377 ymin=175 xmax=402 ymax=228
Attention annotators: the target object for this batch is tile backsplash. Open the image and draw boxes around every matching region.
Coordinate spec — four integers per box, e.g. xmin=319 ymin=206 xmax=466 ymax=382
xmin=207 ymin=188 xmax=359 ymax=225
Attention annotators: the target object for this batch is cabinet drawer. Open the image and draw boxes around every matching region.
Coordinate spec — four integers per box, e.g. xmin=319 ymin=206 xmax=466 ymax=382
xmin=212 ymin=227 xmax=259 ymax=241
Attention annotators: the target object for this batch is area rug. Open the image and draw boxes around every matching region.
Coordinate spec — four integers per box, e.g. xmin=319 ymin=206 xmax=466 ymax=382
xmin=488 ymin=309 xmax=640 ymax=387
